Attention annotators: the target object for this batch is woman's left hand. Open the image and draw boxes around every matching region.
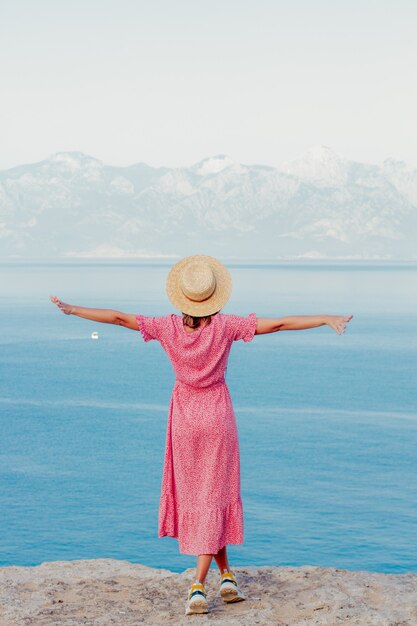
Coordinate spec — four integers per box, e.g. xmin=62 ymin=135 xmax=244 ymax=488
xmin=325 ymin=314 xmax=353 ymax=334
xmin=50 ymin=295 xmax=74 ymax=315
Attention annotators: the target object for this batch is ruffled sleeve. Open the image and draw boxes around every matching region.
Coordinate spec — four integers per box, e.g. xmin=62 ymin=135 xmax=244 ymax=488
xmin=226 ymin=312 xmax=257 ymax=342
xmin=136 ymin=315 xmax=163 ymax=342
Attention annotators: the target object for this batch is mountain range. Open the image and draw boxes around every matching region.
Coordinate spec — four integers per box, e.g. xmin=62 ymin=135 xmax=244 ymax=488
xmin=1 ymin=146 xmax=417 ymax=260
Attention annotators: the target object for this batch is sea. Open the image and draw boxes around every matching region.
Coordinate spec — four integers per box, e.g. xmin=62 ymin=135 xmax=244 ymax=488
xmin=1 ymin=259 xmax=416 ymax=574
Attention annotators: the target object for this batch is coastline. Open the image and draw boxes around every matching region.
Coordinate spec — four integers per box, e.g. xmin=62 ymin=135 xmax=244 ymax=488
xmin=1 ymin=558 xmax=416 ymax=625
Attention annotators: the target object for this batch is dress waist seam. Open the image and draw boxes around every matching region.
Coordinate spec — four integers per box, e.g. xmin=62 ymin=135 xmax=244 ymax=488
xmin=174 ymin=378 xmax=226 ymax=391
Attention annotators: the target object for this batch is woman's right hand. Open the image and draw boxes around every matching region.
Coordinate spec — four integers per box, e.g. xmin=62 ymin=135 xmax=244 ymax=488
xmin=325 ymin=315 xmax=353 ymax=334
xmin=50 ymin=295 xmax=74 ymax=315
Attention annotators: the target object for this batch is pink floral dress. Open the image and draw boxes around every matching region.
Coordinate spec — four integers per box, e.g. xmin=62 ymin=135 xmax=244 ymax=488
xmin=136 ymin=311 xmax=257 ymax=556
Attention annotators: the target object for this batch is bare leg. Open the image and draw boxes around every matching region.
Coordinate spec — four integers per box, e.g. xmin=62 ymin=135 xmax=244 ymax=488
xmin=193 ymin=554 xmax=213 ymax=584
xmin=213 ymin=545 xmax=231 ymax=573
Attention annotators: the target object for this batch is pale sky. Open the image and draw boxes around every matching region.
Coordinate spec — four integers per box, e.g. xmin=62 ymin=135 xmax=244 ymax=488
xmin=1 ymin=0 xmax=416 ymax=171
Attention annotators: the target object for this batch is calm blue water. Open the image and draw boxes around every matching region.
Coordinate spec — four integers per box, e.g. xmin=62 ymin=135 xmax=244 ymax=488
xmin=1 ymin=260 xmax=417 ymax=574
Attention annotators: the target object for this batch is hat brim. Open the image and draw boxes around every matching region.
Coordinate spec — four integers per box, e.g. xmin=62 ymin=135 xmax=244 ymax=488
xmin=166 ymin=254 xmax=232 ymax=316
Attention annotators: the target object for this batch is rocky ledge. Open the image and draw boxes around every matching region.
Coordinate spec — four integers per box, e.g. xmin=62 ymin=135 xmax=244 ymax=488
xmin=0 ymin=559 xmax=416 ymax=625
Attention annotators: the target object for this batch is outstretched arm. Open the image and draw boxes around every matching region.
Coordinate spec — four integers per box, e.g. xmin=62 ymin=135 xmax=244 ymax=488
xmin=50 ymin=295 xmax=138 ymax=331
xmin=255 ymin=314 xmax=353 ymax=336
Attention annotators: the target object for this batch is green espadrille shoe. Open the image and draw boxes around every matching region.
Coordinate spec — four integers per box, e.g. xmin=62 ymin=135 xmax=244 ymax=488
xmin=185 ymin=581 xmax=209 ymax=615
xmin=219 ymin=570 xmax=246 ymax=603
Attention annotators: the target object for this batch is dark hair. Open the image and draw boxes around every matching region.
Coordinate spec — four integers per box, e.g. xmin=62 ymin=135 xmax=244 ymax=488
xmin=182 ymin=311 xmax=219 ymax=329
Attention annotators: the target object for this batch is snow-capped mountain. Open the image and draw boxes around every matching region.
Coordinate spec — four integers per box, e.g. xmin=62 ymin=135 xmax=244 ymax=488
xmin=285 ymin=145 xmax=349 ymax=186
xmin=1 ymin=147 xmax=417 ymax=260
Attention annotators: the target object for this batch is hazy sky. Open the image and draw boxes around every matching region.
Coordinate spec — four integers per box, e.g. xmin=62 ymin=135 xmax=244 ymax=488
xmin=1 ymin=0 xmax=416 ymax=170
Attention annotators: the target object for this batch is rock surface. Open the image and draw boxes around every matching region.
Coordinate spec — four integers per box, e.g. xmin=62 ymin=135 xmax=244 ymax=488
xmin=0 ymin=559 xmax=416 ymax=625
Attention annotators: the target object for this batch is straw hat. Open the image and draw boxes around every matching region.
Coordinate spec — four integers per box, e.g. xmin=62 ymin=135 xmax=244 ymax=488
xmin=166 ymin=254 xmax=232 ymax=316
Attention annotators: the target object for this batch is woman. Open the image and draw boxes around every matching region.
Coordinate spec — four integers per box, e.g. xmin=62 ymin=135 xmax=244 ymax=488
xmin=50 ymin=254 xmax=352 ymax=616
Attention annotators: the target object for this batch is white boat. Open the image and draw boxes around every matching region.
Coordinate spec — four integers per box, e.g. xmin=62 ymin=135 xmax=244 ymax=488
xmin=91 ymin=331 xmax=99 ymax=340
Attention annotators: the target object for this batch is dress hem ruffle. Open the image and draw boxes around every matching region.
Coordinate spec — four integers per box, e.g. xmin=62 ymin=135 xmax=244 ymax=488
xmin=158 ymin=494 xmax=244 ymax=556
